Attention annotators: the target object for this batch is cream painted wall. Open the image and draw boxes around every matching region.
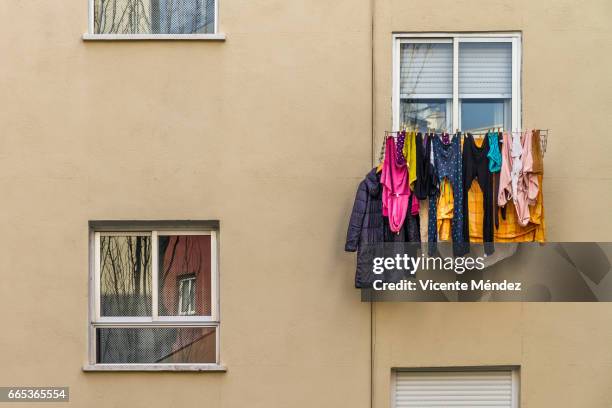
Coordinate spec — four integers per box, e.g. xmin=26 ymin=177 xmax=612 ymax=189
xmin=0 ymin=0 xmax=373 ymax=407
xmin=0 ymin=0 xmax=611 ymax=407
xmin=373 ymin=1 xmax=612 ymax=407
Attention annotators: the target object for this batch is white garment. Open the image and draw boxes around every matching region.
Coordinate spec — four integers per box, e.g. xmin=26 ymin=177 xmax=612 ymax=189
xmin=510 ymin=132 xmax=523 ymax=201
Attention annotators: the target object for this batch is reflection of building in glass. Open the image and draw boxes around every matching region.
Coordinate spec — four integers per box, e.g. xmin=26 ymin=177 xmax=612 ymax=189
xmin=158 ymin=235 xmax=211 ymax=317
xmin=401 ymin=100 xmax=448 ymax=131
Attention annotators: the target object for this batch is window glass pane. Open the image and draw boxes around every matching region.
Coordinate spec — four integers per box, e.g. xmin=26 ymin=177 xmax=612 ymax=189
xmin=96 ymin=327 xmax=216 ymax=363
xmin=100 ymin=235 xmax=152 ymax=317
xmin=400 ymin=43 xmax=453 ymax=97
xmin=460 ymin=99 xmax=510 ymax=132
xmin=158 ymin=235 xmax=212 ymax=317
xmin=400 ymin=99 xmax=451 ymax=132
xmin=93 ymin=0 xmax=216 ymax=34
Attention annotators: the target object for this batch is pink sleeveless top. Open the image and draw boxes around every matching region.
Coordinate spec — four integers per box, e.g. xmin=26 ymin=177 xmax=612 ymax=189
xmin=381 ymin=137 xmax=419 ymax=232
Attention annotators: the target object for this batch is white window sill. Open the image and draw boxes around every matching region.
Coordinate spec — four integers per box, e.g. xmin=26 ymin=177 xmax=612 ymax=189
xmin=83 ymin=364 xmax=227 ymax=372
xmin=82 ymin=33 xmax=226 ymax=41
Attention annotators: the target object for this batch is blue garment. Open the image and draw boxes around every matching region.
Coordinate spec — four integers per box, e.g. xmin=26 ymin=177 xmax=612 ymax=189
xmin=487 ymin=132 xmax=502 ymax=173
xmin=428 ymin=135 xmax=468 ymax=256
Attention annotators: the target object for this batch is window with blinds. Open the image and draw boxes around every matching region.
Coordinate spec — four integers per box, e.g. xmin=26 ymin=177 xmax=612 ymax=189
xmin=394 ymin=34 xmax=521 ymax=133
xmin=393 ymin=369 xmax=519 ymax=408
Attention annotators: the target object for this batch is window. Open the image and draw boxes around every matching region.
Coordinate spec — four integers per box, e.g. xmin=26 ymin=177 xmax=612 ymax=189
xmin=88 ymin=224 xmax=220 ymax=369
xmin=393 ymin=33 xmax=521 ymax=133
xmin=393 ymin=368 xmax=519 ymax=408
xmin=89 ymin=0 xmax=218 ymax=35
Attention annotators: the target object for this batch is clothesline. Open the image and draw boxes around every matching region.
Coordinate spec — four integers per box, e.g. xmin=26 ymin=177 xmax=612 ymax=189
xmin=379 ymin=129 xmax=550 ymax=162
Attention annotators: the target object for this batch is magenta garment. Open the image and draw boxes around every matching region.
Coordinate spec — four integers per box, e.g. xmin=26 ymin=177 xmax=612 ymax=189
xmin=381 ymin=136 xmax=418 ymax=232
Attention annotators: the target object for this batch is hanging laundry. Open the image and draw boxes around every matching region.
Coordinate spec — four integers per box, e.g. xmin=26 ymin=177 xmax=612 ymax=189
xmin=396 ymin=130 xmax=407 ymax=166
xmin=381 ymin=136 xmax=411 ymax=233
xmin=531 ymin=129 xmax=544 ymax=174
xmin=493 ymin=174 xmax=546 ymax=242
xmin=427 ymin=134 xmax=467 ymax=256
xmin=487 ymin=131 xmax=503 ymax=228
xmin=402 ymin=131 xmax=418 ymax=188
xmin=346 ymin=128 xmax=547 ymax=285
xmin=384 ymin=193 xmax=421 ymax=243
xmin=345 ymin=168 xmax=385 ymax=288
xmin=498 ymin=131 xmax=540 ymax=226
xmin=414 ymin=133 xmax=437 ymax=200
xmin=436 ymin=178 xmax=454 ymax=241
xmin=487 ymin=131 xmax=502 ymax=172
xmin=462 ymin=134 xmax=494 ymax=255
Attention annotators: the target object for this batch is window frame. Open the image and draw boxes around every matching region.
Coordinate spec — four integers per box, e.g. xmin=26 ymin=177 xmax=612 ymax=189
xmin=87 ymin=225 xmax=222 ymax=370
xmin=392 ymin=32 xmax=522 ymax=132
xmin=84 ymin=0 xmax=225 ymax=40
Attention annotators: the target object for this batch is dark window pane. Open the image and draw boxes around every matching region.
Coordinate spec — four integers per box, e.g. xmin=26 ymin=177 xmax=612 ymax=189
xmin=100 ymin=236 xmax=152 ymax=317
xmin=158 ymin=235 xmax=212 ymax=317
xmin=96 ymin=327 xmax=216 ymax=363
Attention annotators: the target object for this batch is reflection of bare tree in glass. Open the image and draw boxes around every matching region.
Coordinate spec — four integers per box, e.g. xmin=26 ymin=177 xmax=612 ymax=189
xmin=94 ymin=0 xmax=214 ymax=34
xmin=95 ymin=0 xmax=151 ymax=34
xmin=100 ymin=236 xmax=151 ymax=316
xmin=99 ymin=236 xmax=152 ymax=363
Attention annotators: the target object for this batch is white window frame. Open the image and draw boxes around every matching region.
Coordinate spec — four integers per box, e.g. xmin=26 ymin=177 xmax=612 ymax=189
xmin=178 ymin=275 xmax=197 ymax=316
xmin=391 ymin=366 xmax=520 ymax=408
xmin=392 ymin=32 xmax=522 ymax=132
xmin=86 ymin=227 xmax=223 ymax=371
xmin=83 ymin=0 xmax=225 ymax=41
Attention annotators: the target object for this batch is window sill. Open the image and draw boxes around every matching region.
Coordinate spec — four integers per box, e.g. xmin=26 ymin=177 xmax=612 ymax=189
xmin=82 ymin=33 xmax=226 ymax=41
xmin=83 ymin=364 xmax=227 ymax=372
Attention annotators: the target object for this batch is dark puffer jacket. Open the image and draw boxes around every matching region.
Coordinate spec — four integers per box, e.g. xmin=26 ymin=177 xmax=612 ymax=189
xmin=346 ymin=168 xmax=421 ymax=288
xmin=345 ymin=168 xmax=385 ymax=288
xmin=345 ymin=168 xmax=384 ymax=252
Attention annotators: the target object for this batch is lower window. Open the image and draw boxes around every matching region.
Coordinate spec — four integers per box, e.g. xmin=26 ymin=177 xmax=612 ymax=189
xmin=393 ymin=368 xmax=519 ymax=408
xmin=89 ymin=225 xmax=219 ymax=366
xmin=96 ymin=327 xmax=216 ymax=364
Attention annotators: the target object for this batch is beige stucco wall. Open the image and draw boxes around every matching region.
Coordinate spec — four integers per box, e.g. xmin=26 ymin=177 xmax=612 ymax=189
xmin=372 ymin=0 xmax=612 ymax=407
xmin=0 ymin=0 xmax=373 ymax=407
xmin=0 ymin=0 xmax=611 ymax=407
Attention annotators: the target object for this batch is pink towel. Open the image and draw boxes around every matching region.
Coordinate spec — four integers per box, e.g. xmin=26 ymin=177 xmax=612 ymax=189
xmin=381 ymin=137 xmax=418 ymax=232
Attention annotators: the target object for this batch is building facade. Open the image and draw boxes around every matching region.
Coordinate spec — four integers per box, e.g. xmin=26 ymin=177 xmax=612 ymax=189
xmin=0 ymin=0 xmax=611 ymax=406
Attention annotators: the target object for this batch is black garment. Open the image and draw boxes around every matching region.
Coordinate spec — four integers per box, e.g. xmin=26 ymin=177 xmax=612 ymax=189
xmin=345 ymin=168 xmax=385 ymax=288
xmin=414 ymin=133 xmax=437 ymax=200
xmin=383 ymin=194 xmax=421 ymax=243
xmin=345 ymin=168 xmax=420 ymax=288
xmin=345 ymin=168 xmax=383 ymax=252
xmin=462 ymin=134 xmax=495 ymax=255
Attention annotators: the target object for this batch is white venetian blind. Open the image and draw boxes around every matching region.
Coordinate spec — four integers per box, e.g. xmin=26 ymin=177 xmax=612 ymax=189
xmin=394 ymin=370 xmax=516 ymax=408
xmin=400 ymin=43 xmax=453 ymax=98
xmin=459 ymin=42 xmax=512 ymax=98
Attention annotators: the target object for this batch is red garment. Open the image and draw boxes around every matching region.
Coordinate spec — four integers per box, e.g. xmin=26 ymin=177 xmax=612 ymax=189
xmin=381 ymin=137 xmax=418 ymax=232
